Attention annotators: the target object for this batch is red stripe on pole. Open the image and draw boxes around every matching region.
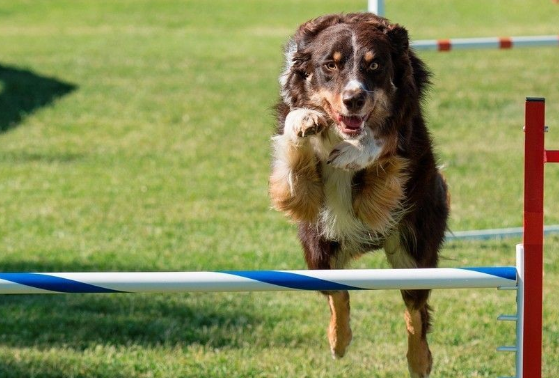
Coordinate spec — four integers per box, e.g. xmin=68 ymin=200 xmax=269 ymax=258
xmin=499 ymin=37 xmax=512 ymax=49
xmin=545 ymin=150 xmax=559 ymax=163
xmin=438 ymin=39 xmax=451 ymax=51
xmin=523 ymin=98 xmax=545 ymax=378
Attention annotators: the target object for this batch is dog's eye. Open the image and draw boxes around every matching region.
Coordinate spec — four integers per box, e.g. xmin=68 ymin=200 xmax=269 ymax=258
xmin=368 ymin=62 xmax=380 ymax=71
xmin=324 ymin=62 xmax=338 ymax=71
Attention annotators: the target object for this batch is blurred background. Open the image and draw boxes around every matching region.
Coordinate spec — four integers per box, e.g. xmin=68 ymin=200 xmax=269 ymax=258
xmin=0 ymin=1 xmax=558 ymax=377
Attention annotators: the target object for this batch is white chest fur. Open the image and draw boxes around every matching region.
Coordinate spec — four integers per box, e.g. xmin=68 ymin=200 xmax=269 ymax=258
xmin=319 ymin=164 xmax=374 ymax=247
xmin=311 ymin=129 xmax=376 ymax=250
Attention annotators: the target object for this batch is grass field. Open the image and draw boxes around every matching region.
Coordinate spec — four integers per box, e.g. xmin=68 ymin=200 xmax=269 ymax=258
xmin=1 ymin=0 xmax=558 ymax=377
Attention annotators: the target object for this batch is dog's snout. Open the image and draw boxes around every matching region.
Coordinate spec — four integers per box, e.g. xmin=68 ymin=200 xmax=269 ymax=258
xmin=342 ymin=88 xmax=366 ymax=112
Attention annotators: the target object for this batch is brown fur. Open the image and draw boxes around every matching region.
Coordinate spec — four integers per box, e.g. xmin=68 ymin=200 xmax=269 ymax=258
xmin=352 ymin=157 xmax=408 ymax=233
xmin=269 ymin=142 xmax=323 ymax=222
xmin=269 ymin=13 xmax=449 ymax=377
xmin=405 ymin=308 xmax=433 ymax=376
xmin=327 ymin=291 xmax=352 ymax=358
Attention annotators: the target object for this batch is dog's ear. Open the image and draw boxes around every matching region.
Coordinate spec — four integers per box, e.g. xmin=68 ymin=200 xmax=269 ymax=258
xmin=384 ymin=22 xmax=431 ymax=101
xmin=281 ymin=39 xmax=311 ymax=81
xmin=291 ymin=51 xmax=310 ymax=79
xmin=284 ymin=15 xmax=343 ymax=80
xmin=294 ymin=14 xmax=344 ymax=49
xmin=279 ymin=40 xmax=311 ymax=106
xmin=385 ymin=23 xmax=409 ymax=55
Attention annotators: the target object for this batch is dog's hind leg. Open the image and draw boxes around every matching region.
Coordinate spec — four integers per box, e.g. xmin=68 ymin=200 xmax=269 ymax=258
xmin=327 ymin=290 xmax=352 ymax=359
xmin=402 ymin=290 xmax=433 ymax=378
xmin=298 ymin=223 xmax=352 ymax=358
xmin=384 ymin=231 xmax=433 ymax=377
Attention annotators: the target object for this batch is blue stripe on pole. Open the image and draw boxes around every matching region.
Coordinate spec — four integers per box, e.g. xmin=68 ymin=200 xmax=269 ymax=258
xmin=459 ymin=267 xmax=517 ymax=281
xmin=222 ymin=271 xmax=363 ymax=291
xmin=0 ymin=273 xmax=123 ymax=293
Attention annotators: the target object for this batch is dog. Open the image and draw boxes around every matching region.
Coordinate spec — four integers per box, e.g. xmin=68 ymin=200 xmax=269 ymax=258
xmin=269 ymin=13 xmax=449 ymax=377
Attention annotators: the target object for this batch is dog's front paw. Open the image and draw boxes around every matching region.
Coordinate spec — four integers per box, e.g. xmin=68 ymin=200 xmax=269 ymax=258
xmin=327 ymin=137 xmax=383 ymax=170
xmin=327 ymin=141 xmax=368 ymax=170
xmin=284 ymin=108 xmax=327 ymax=142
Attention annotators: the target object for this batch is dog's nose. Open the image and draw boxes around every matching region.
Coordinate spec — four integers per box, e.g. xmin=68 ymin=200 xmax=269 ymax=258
xmin=342 ymin=88 xmax=366 ymax=112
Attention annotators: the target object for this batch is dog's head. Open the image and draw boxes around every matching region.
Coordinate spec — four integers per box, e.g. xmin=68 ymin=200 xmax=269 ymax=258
xmin=280 ymin=13 xmax=425 ymax=140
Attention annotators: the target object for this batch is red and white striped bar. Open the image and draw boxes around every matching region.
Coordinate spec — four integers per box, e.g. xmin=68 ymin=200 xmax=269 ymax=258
xmin=412 ymin=35 xmax=559 ymax=52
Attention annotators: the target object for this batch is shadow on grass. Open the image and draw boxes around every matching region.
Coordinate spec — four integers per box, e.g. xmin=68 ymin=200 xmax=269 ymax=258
xmin=0 ymin=294 xmax=261 ymax=349
xmin=0 ymin=259 xmax=266 ymax=351
xmin=0 ymin=64 xmax=77 ymax=133
xmin=0 ymin=150 xmax=85 ymax=164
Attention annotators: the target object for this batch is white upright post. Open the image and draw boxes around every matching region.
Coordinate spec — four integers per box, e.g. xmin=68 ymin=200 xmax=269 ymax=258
xmin=368 ymin=0 xmax=385 ymax=16
xmin=516 ymin=244 xmax=525 ymax=378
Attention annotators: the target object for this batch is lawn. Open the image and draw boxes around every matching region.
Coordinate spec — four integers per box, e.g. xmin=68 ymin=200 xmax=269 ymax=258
xmin=0 ymin=0 xmax=558 ymax=377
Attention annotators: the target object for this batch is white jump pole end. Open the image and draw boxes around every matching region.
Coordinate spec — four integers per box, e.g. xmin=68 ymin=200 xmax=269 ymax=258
xmin=368 ymin=0 xmax=385 ymax=16
xmin=516 ymin=244 xmax=525 ymax=378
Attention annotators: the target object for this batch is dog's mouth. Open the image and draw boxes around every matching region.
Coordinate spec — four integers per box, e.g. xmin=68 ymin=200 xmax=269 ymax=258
xmin=321 ymin=99 xmax=372 ymax=137
xmin=336 ymin=113 xmax=367 ymax=136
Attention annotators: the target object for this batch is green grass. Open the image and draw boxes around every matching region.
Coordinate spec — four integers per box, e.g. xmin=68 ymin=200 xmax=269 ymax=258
xmin=0 ymin=0 xmax=558 ymax=376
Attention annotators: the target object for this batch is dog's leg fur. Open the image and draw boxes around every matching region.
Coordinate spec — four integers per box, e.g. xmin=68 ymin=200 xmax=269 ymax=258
xmin=326 ymin=247 xmax=354 ymax=359
xmin=269 ymin=108 xmax=327 ymax=222
xmin=385 ymin=232 xmax=434 ymax=378
xmin=298 ymin=223 xmax=354 ymax=358
xmin=327 ymin=290 xmax=352 ymax=359
xmin=404 ymin=302 xmax=432 ymax=378
xmin=353 ymin=157 xmax=408 ymax=234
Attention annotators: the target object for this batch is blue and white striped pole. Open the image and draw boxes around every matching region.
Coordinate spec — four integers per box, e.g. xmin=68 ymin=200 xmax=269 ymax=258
xmin=0 ymin=267 xmax=516 ymax=294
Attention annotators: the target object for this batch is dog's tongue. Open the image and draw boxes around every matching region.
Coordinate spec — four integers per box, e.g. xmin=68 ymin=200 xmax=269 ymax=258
xmin=340 ymin=115 xmax=363 ymax=129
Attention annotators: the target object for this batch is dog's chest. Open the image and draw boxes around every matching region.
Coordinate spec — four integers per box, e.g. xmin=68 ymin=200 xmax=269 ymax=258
xmin=318 ymin=163 xmax=372 ymax=246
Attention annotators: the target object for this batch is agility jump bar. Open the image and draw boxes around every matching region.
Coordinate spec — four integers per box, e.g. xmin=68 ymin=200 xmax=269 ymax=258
xmin=446 ymin=224 xmax=559 ymax=241
xmin=412 ymin=35 xmax=559 ymax=51
xmin=0 ymin=267 xmax=517 ymax=294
